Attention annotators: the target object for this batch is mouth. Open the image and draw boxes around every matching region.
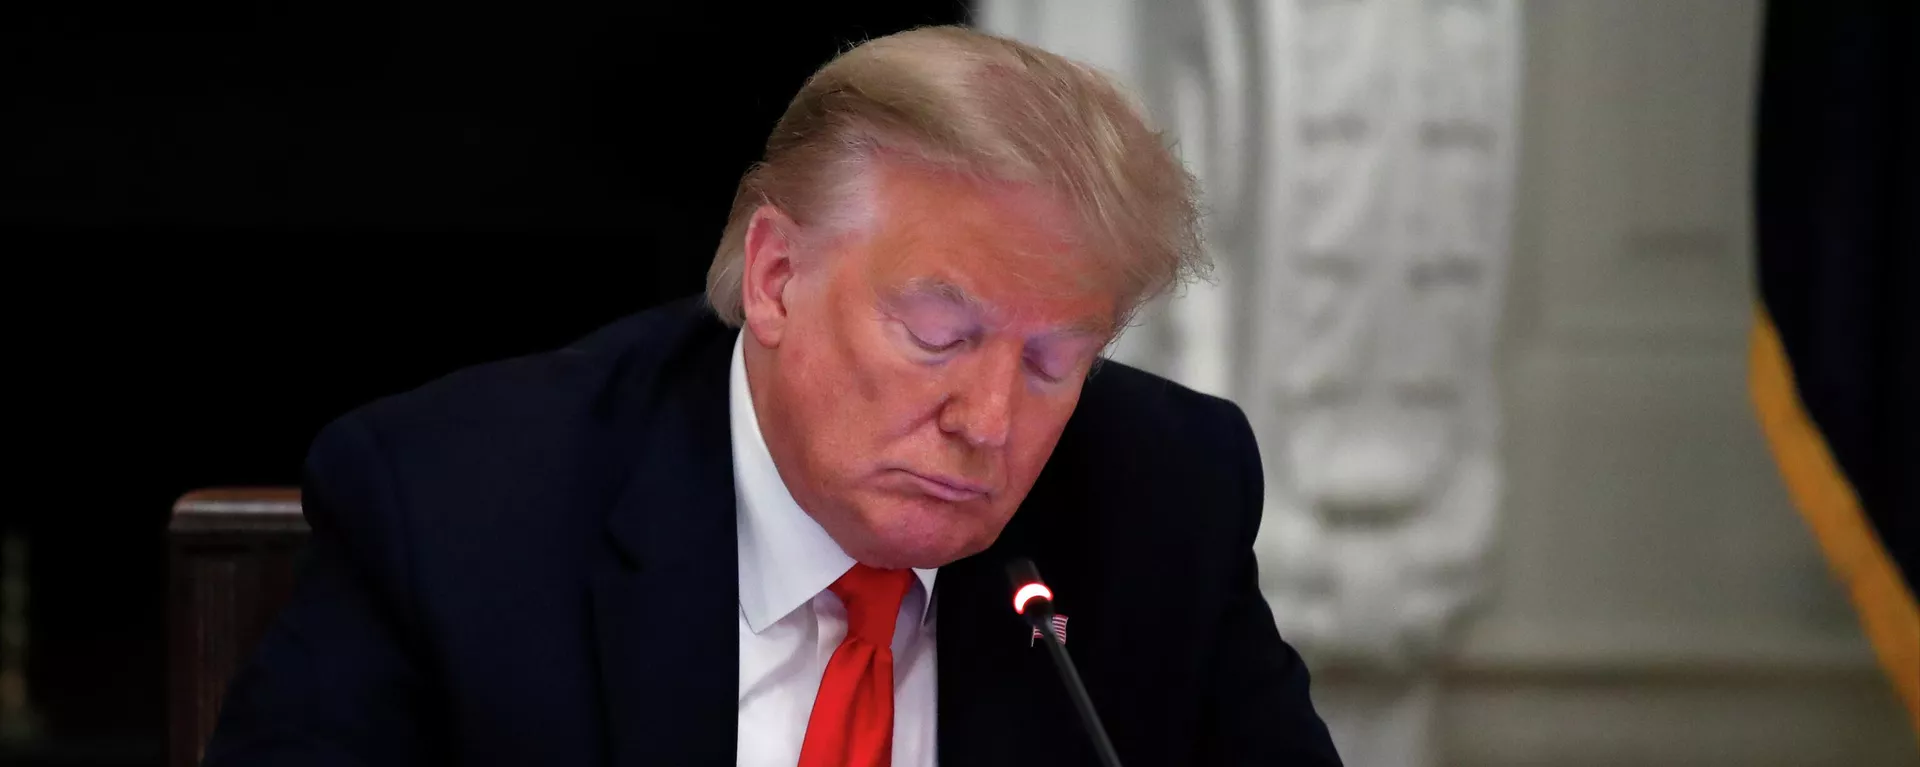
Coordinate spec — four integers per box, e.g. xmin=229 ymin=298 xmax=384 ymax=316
xmin=897 ymin=469 xmax=991 ymax=503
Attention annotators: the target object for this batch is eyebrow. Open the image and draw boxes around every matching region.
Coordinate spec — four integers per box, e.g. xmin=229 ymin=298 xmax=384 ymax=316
xmin=889 ymin=277 xmax=1114 ymax=340
xmin=893 ymin=277 xmax=987 ymax=315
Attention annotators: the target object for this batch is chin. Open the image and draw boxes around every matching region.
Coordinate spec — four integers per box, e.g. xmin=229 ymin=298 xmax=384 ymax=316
xmin=850 ymin=494 xmax=995 ymax=569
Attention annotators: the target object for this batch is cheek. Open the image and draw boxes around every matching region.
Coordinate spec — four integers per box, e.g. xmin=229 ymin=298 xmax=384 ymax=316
xmin=805 ymin=316 xmax=937 ymax=453
xmin=849 ymin=328 xmax=949 ymax=420
xmin=1009 ymin=430 xmax=1057 ymax=476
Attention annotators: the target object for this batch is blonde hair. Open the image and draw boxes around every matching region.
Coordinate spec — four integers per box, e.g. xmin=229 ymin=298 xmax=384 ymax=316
xmin=704 ymin=25 xmax=1205 ymax=328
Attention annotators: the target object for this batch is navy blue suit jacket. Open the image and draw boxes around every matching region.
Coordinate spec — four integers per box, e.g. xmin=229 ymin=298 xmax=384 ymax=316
xmin=204 ymin=296 xmax=1340 ymax=766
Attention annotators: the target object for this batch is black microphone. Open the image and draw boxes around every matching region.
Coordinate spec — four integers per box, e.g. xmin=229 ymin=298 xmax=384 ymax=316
xmin=1006 ymin=558 xmax=1123 ymax=767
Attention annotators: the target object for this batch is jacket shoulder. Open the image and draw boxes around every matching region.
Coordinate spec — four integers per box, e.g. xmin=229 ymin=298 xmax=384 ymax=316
xmin=1046 ymin=358 xmax=1265 ymax=545
xmin=325 ymin=296 xmax=720 ymax=446
xmin=303 ymin=296 xmax=731 ymax=521
xmin=1074 ymin=358 xmax=1255 ymax=455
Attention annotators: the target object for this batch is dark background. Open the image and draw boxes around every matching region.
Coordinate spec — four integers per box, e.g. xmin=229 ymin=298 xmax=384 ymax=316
xmin=4 ymin=2 xmax=971 ymax=764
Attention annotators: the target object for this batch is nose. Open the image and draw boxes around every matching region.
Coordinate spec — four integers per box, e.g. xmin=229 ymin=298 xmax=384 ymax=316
xmin=938 ymin=343 xmax=1020 ymax=449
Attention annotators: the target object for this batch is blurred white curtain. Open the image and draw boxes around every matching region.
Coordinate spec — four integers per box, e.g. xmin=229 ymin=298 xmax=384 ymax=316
xmin=979 ymin=2 xmax=1521 ymax=765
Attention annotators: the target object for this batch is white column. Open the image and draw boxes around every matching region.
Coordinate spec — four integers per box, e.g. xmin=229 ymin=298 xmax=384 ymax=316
xmin=981 ymin=4 xmax=1521 ymax=766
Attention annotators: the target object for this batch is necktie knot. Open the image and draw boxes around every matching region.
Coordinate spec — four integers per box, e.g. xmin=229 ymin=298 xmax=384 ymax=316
xmin=829 ymin=564 xmax=915 ymax=647
xmin=801 ymin=564 xmax=914 ymax=767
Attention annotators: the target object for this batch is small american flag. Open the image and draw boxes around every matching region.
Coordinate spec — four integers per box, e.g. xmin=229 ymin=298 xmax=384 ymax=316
xmin=1030 ymin=614 xmax=1069 ymax=646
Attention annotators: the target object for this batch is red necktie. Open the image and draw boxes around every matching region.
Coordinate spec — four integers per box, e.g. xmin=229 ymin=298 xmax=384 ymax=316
xmin=797 ymin=563 xmax=916 ymax=767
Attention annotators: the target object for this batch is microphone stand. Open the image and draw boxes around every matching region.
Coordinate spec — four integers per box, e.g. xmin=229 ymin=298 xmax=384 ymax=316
xmin=1028 ymin=605 xmax=1123 ymax=767
xmin=1008 ymin=558 xmax=1123 ymax=767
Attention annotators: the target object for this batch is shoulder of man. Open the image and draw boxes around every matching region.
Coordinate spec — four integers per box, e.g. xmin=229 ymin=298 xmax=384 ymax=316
xmin=300 ymin=294 xmax=729 ymax=542
xmin=323 ymin=294 xmax=717 ymax=449
xmin=1046 ymin=358 xmax=1264 ymax=543
xmin=1072 ymin=358 xmax=1258 ymax=472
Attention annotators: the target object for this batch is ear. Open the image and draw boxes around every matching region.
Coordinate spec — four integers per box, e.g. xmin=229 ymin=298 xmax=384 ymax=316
xmin=741 ymin=203 xmax=802 ymax=349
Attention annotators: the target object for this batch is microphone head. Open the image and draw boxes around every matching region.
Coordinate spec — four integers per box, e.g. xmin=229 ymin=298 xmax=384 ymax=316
xmin=1006 ymin=557 xmax=1053 ymax=615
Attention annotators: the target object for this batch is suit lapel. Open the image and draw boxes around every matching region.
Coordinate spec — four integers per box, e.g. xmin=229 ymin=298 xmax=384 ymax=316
xmin=936 ymin=550 xmax=1039 ymax=766
xmin=591 ymin=315 xmax=739 ymax=767
xmin=936 ymin=460 xmax=1090 ymax=766
xmin=939 ymin=403 xmax=1119 ymax=767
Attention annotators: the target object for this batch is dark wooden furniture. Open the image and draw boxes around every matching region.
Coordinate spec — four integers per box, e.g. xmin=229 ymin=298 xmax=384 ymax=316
xmin=167 ymin=488 xmax=307 ymax=767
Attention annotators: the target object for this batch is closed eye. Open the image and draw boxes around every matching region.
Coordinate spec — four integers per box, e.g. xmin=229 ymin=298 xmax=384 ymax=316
xmin=913 ymin=335 xmax=964 ymax=353
xmin=1024 ymin=354 xmax=1069 ymax=383
xmin=906 ymin=326 xmax=966 ymax=354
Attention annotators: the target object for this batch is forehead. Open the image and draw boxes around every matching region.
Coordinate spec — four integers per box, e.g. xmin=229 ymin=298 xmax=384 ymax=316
xmin=853 ymin=160 xmax=1118 ymax=332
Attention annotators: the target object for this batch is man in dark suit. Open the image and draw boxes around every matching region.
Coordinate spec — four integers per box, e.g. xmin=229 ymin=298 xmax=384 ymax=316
xmin=205 ymin=25 xmax=1340 ymax=767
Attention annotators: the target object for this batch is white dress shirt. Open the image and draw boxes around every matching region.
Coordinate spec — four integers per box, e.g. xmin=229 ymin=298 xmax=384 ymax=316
xmin=730 ymin=331 xmax=939 ymax=767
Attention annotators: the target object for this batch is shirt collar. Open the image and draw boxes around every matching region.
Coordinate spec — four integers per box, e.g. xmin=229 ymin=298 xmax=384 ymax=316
xmin=730 ymin=331 xmax=936 ymax=634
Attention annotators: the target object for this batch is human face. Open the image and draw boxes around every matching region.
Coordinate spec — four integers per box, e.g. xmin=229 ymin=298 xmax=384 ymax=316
xmin=739 ymin=161 xmax=1116 ymax=569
